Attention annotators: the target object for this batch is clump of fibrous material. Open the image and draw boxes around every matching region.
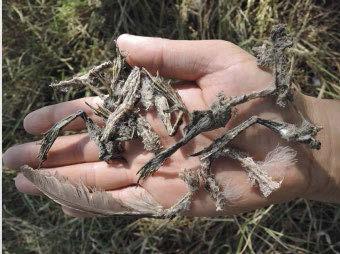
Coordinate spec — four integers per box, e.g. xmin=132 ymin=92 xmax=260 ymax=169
xmin=21 ymin=25 xmax=321 ymax=218
xmin=221 ymin=146 xmax=297 ymax=198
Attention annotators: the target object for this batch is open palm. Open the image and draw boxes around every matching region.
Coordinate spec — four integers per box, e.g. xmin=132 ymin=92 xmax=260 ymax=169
xmin=4 ymin=35 xmax=324 ymax=217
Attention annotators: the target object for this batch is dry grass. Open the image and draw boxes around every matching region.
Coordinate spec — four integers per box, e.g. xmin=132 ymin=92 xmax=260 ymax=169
xmin=3 ymin=0 xmax=340 ymax=253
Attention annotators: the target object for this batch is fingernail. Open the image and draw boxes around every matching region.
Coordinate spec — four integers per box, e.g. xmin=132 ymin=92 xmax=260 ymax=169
xmin=117 ymin=34 xmax=149 ymax=48
xmin=13 ymin=174 xmax=21 ymax=182
xmin=14 ymin=173 xmax=25 ymax=191
xmin=23 ymin=112 xmax=35 ymax=132
xmin=3 ymin=146 xmax=15 ymax=168
xmin=2 ymin=150 xmax=9 ymax=167
xmin=14 ymin=173 xmax=41 ymax=195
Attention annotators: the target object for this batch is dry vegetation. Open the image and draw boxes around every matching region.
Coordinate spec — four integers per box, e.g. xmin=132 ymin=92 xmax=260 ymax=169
xmin=3 ymin=0 xmax=340 ymax=253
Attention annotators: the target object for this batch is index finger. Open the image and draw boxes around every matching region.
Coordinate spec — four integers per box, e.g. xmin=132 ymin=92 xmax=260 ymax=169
xmin=117 ymin=34 xmax=244 ymax=81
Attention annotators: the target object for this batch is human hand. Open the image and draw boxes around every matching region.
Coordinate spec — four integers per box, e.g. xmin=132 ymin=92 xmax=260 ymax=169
xmin=4 ymin=35 xmax=339 ymax=217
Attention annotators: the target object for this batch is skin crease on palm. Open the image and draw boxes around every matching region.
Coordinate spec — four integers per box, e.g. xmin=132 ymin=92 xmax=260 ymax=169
xmin=3 ymin=35 xmax=340 ymax=218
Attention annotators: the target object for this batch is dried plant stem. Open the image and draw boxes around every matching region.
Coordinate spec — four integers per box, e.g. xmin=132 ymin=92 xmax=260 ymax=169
xmin=51 ymin=61 xmax=113 ymax=98
xmin=169 ymin=111 xmax=185 ymax=136
xmin=199 ymin=158 xmax=228 ymax=211
xmin=162 ymin=169 xmax=200 ymax=218
xmin=256 ymin=118 xmax=321 ymax=149
xmin=101 ymin=67 xmax=141 ymax=141
xmin=253 ymin=24 xmax=293 ymax=107
xmin=38 ymin=110 xmax=124 ymax=167
xmin=137 ymin=87 xmax=276 ymax=181
xmin=37 ymin=110 xmax=84 ymax=167
xmin=196 ymin=116 xmax=259 ymax=159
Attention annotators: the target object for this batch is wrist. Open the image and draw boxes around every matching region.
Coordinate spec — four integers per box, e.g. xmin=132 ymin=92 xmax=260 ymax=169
xmin=302 ymin=95 xmax=340 ymax=203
